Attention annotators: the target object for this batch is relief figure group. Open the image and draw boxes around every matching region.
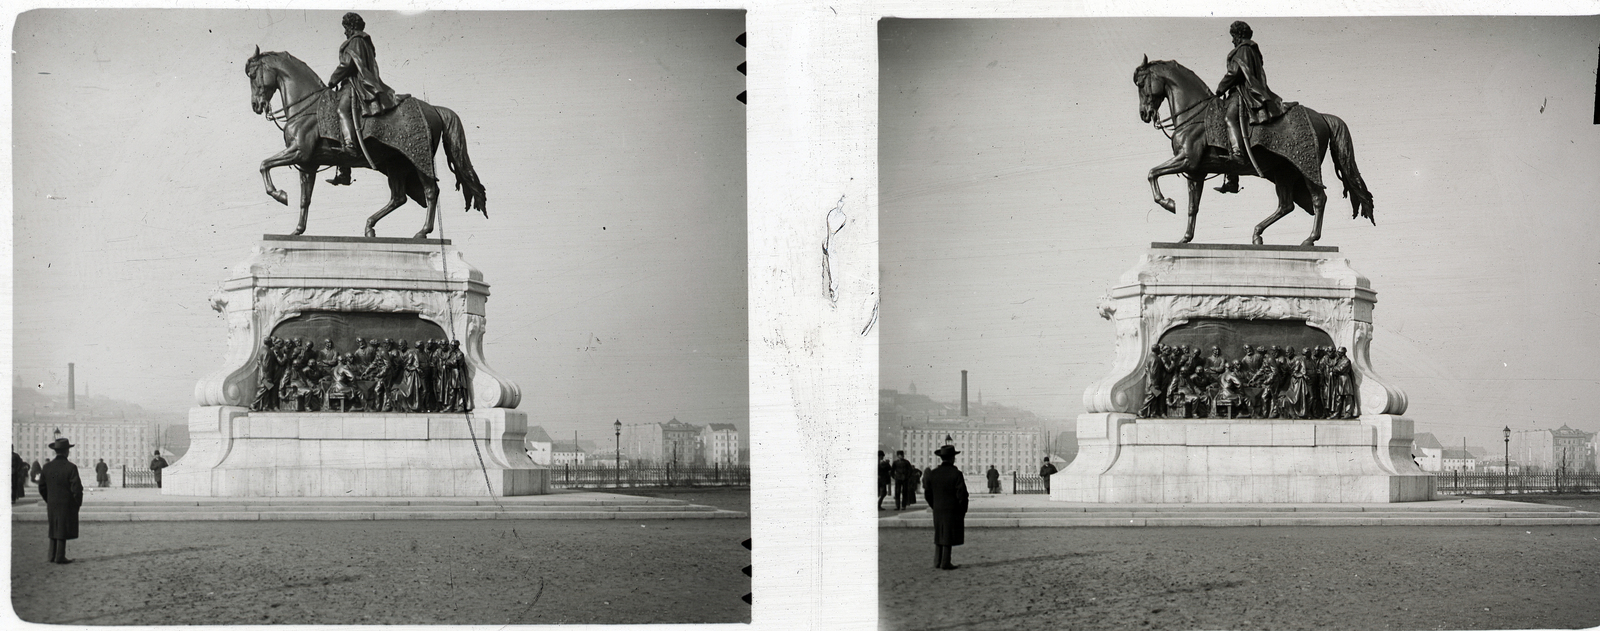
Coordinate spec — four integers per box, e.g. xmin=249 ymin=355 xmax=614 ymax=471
xmin=250 ymin=336 xmax=471 ymax=413
xmin=1139 ymin=343 xmax=1357 ymax=420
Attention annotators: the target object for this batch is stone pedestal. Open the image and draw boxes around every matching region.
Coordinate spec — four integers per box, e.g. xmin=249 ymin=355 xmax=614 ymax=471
xmin=165 ymin=236 xmax=547 ymax=497
xmin=1055 ymin=243 xmax=1433 ymax=503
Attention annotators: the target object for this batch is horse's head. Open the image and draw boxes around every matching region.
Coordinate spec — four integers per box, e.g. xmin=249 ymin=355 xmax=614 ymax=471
xmin=1133 ymin=55 xmax=1167 ymax=124
xmin=245 ymin=46 xmax=279 ymax=115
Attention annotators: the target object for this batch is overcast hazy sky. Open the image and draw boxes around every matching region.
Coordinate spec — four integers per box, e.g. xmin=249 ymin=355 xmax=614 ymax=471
xmin=11 ymin=9 xmax=748 ymax=444
xmin=880 ymin=17 xmax=1600 ymax=449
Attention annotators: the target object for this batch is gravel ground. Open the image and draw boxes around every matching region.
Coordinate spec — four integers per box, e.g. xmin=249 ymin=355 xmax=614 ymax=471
xmin=881 ymin=526 xmax=1600 ymax=631
xmin=13 ymin=517 xmax=749 ymax=625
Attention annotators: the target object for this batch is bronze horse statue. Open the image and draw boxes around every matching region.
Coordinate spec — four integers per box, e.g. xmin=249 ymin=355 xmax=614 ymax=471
xmin=246 ymin=48 xmax=487 ymax=238
xmin=1133 ymin=57 xmax=1374 ymax=246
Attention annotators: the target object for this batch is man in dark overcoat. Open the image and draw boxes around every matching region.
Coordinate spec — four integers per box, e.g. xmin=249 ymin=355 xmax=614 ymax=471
xmin=877 ymin=451 xmax=891 ymax=510
xmin=890 ymin=450 xmax=912 ymax=510
xmin=1039 ymin=457 xmax=1058 ymax=493
xmin=94 ymin=459 xmax=110 ymax=488
xmin=986 ymin=464 xmax=1001 ymax=494
xmin=924 ymin=444 xmax=969 ymax=570
xmin=12 ymin=450 xmax=29 ymax=502
xmin=38 ymin=438 xmax=84 ymax=564
xmin=149 ymin=451 xmax=169 ymax=488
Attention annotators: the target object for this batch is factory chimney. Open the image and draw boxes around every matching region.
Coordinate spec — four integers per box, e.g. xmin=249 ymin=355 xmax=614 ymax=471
xmin=68 ymin=363 xmax=76 ymax=410
xmin=960 ymin=370 xmax=968 ymax=417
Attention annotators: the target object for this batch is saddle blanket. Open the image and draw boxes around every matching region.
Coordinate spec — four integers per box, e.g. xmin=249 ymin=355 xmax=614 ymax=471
xmin=1205 ymin=102 xmax=1322 ymax=188
xmin=316 ymin=93 xmax=436 ymax=181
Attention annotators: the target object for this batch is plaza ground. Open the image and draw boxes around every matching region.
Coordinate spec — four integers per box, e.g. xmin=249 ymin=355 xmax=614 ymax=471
xmin=10 ymin=488 xmax=749 ymax=625
xmin=881 ymin=496 xmax=1600 ymax=631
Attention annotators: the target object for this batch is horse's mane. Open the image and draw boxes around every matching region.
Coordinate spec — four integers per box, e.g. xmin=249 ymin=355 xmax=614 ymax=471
xmin=246 ymin=50 xmax=326 ymax=88
xmin=1137 ymin=58 xmax=1208 ymax=93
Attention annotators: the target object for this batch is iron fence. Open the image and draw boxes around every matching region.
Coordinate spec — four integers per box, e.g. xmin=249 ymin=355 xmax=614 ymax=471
xmin=121 ymin=466 xmax=159 ymax=489
xmin=549 ymin=464 xmax=749 ymax=490
xmin=1433 ymin=471 xmax=1600 ymax=495
xmin=1012 ymin=472 xmax=1049 ymax=494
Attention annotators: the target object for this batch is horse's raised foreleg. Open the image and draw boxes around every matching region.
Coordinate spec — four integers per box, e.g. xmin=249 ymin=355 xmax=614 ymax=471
xmin=1301 ymin=185 xmax=1329 ymax=247
xmin=1183 ymin=175 xmax=1205 ymax=244
xmin=294 ymin=166 xmax=317 ymax=236
xmin=259 ymin=147 xmax=302 ymax=207
xmin=365 ymin=174 xmax=410 ymax=238
xmin=1147 ymin=154 xmax=1190 ymax=214
xmin=1253 ymin=179 xmax=1297 ymax=245
xmin=413 ymin=179 xmax=440 ymax=239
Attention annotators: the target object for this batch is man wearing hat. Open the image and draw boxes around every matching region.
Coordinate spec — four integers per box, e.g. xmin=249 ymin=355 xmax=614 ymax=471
xmin=38 ymin=438 xmax=84 ymax=564
xmin=149 ymin=450 xmax=169 ymax=489
xmin=923 ymin=444 xmax=969 ymax=571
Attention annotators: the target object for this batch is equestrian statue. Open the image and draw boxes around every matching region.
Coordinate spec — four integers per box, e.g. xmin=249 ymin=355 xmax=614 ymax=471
xmin=246 ymin=13 xmax=487 ymax=238
xmin=1133 ymin=21 xmax=1374 ymax=246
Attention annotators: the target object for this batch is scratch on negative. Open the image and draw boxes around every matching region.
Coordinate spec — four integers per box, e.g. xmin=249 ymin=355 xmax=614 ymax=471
xmin=821 ymin=195 xmax=847 ymax=305
xmin=861 ymin=299 xmax=878 ymax=336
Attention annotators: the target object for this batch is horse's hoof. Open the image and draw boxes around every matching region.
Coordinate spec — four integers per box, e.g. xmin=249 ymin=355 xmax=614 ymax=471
xmin=1158 ymin=200 xmax=1176 ymax=214
xmin=413 ymin=231 xmax=431 ymax=240
xmin=1179 ymin=236 xmax=1193 ymax=244
xmin=364 ymin=227 xmax=377 ymax=238
xmin=1300 ymin=239 xmax=1318 ymax=247
xmin=270 ymin=191 xmax=289 ymax=206
xmin=290 ymin=228 xmax=305 ymax=236
xmin=1252 ymin=235 xmax=1265 ymax=245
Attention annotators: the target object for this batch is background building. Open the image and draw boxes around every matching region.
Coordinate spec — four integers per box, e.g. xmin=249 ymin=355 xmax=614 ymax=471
xmin=1510 ymin=426 xmax=1599 ymax=474
xmin=524 ymin=426 xmax=554 ymax=466
xmin=1440 ymin=448 xmax=1478 ymax=472
xmin=552 ymin=441 xmax=586 ymax=467
xmin=1411 ymin=432 xmax=1444 ymax=472
xmin=12 ymin=420 xmax=157 ymax=471
xmin=900 ymin=419 xmax=1043 ymax=477
xmin=620 ymin=417 xmax=712 ymax=466
xmin=701 ymin=423 xmax=741 ymax=465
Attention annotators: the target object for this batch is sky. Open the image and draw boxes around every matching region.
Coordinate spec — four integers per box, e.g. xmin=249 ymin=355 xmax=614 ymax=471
xmin=11 ymin=9 xmax=748 ymax=445
xmin=880 ymin=17 xmax=1600 ymax=449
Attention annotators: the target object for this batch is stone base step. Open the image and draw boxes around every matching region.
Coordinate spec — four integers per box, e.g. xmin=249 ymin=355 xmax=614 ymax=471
xmin=11 ymin=491 xmax=745 ymax=522
xmin=880 ymin=498 xmax=1600 ymax=528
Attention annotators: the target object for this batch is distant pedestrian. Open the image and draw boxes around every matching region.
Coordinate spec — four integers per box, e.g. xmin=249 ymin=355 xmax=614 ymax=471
xmin=12 ymin=450 xmax=28 ymax=502
xmin=39 ymin=438 xmax=84 ymax=564
xmin=925 ymin=445 xmax=969 ymax=570
xmin=149 ymin=451 xmax=169 ymax=488
xmin=906 ymin=465 xmax=922 ymax=507
xmin=986 ymin=465 xmax=1001 ymax=494
xmin=891 ymin=451 xmax=912 ymax=510
xmin=1039 ymin=457 xmax=1058 ymax=493
xmin=877 ymin=451 xmax=891 ymax=510
xmin=94 ymin=459 xmax=110 ymax=488
xmin=30 ymin=459 xmax=43 ymax=485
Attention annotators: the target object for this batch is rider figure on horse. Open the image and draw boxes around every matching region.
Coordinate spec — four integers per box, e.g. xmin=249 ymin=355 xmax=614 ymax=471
xmin=1213 ymin=21 xmax=1288 ymax=194
xmin=327 ymin=12 xmax=401 ymax=186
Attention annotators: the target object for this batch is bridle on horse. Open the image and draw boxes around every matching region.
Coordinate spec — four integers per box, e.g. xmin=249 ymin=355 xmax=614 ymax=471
xmin=252 ymin=58 xmax=328 ymax=132
xmin=1140 ymin=68 xmax=1217 ymax=140
xmin=1150 ymin=92 xmax=1216 ymax=140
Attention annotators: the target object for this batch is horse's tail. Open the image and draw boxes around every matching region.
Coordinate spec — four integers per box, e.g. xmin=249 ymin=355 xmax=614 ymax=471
xmin=437 ymin=105 xmax=488 ymax=218
xmin=1323 ymin=112 xmax=1374 ymax=225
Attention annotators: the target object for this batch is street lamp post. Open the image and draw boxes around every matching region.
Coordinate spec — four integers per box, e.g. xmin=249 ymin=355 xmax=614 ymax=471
xmin=613 ymin=419 xmax=622 ymax=489
xmin=1502 ymin=426 xmax=1511 ymax=496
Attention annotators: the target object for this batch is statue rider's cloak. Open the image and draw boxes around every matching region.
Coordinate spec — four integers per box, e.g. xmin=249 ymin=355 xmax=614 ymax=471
xmin=329 ymin=31 xmax=400 ymax=117
xmin=1216 ymin=39 xmax=1287 ymax=125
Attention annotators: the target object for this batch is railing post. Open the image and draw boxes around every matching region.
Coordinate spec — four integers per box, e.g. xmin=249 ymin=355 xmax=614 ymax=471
xmin=121 ymin=464 xmax=126 ymax=488
xmin=1011 ymin=471 xmax=1016 ymax=495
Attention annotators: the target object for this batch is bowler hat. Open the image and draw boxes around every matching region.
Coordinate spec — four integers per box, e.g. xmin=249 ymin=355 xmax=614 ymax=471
xmin=48 ymin=438 xmax=74 ymax=451
xmin=934 ymin=445 xmax=960 ymax=458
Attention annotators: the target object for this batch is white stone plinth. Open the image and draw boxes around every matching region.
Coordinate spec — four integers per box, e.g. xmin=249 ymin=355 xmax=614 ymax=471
xmin=1054 ymin=413 xmax=1434 ymax=503
xmin=164 ymin=408 xmax=548 ymax=497
xmin=193 ymin=235 xmax=520 ymax=411
xmin=170 ymin=236 xmax=545 ymax=497
xmin=1059 ymin=244 xmax=1432 ymax=503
